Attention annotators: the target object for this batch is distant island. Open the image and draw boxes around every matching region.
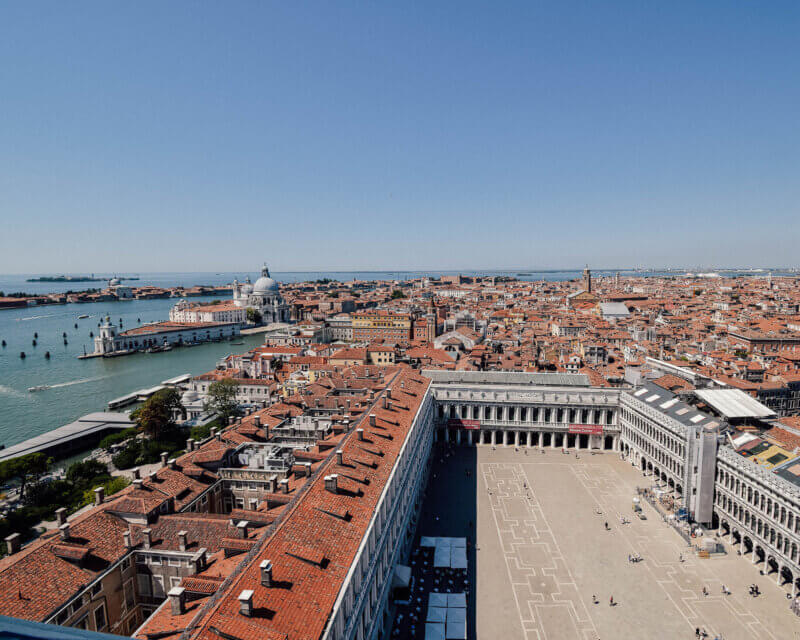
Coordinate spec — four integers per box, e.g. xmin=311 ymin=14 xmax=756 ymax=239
xmin=26 ymin=275 xmax=140 ymax=283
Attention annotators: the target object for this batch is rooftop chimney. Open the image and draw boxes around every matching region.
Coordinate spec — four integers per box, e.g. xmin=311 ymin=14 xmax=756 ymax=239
xmin=210 ymin=427 xmax=218 ymax=439
xmin=94 ymin=486 xmax=104 ymax=506
xmin=302 ymin=461 xmax=312 ymax=477
xmin=356 ymin=428 xmax=364 ymax=441
xmin=160 ymin=452 xmax=168 ymax=467
xmin=238 ymin=590 xmax=254 ymax=617
xmin=131 ymin=467 xmax=140 ymax=480
xmin=278 ymin=479 xmax=289 ymax=494
xmin=168 ymin=586 xmax=186 ymax=616
xmin=186 ymin=438 xmax=195 ymax=451
xmin=383 ymin=397 xmax=388 ymax=410
xmin=123 ymin=530 xmax=132 ymax=549
xmin=369 ymin=414 xmax=376 ymax=427
xmin=336 ymin=449 xmax=344 ymax=465
xmin=142 ymin=528 xmax=152 ymax=549
xmin=168 ymin=458 xmax=177 ymax=470
xmin=178 ymin=530 xmax=188 ymax=552
xmin=260 ymin=560 xmax=273 ymax=587
xmin=59 ymin=523 xmax=70 ymax=541
xmin=149 ymin=471 xmax=158 ymax=483
xmin=133 ymin=478 xmax=144 ymax=490
xmin=253 ymin=416 xmax=261 ymax=428
xmin=237 ymin=521 xmax=249 ymax=538
xmin=5 ymin=533 xmax=20 ymax=555
xmin=324 ymin=474 xmax=338 ymax=494
xmin=55 ymin=507 xmax=67 ymax=526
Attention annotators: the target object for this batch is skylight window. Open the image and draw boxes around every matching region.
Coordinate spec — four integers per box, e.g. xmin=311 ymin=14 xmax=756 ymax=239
xmin=646 ymin=394 xmax=660 ymax=402
xmin=634 ymin=389 xmax=648 ymax=397
xmin=660 ymin=398 xmax=679 ymax=409
xmin=690 ymin=415 xmax=705 ymax=423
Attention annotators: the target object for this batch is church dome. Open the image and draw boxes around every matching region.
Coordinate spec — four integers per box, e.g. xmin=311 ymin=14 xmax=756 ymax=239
xmin=252 ymin=264 xmax=279 ymax=293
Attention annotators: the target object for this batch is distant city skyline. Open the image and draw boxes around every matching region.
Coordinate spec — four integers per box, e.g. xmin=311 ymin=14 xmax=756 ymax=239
xmin=1 ymin=2 xmax=799 ymax=272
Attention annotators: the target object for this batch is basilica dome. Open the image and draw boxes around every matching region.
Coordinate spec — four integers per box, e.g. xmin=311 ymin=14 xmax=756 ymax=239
xmin=252 ymin=264 xmax=279 ymax=293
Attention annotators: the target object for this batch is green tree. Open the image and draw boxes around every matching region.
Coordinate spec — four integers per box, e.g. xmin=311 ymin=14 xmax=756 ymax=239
xmin=391 ymin=289 xmax=406 ymax=299
xmin=246 ymin=307 xmax=262 ymax=324
xmin=66 ymin=460 xmax=109 ymax=486
xmin=0 ymin=453 xmax=52 ymax=498
xmin=204 ymin=378 xmax=240 ymax=422
xmin=131 ymin=388 xmax=183 ymax=440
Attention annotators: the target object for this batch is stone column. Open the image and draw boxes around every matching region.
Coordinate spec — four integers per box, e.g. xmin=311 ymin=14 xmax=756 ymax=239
xmin=444 ymin=429 xmax=450 ymax=443
xmin=752 ymin=548 xmax=758 ymax=564
xmin=467 ymin=430 xmax=473 ymax=446
xmin=551 ymin=432 xmax=556 ymax=449
xmin=528 ymin=432 xmax=534 ymax=448
xmin=503 ymin=430 xmax=508 ymax=446
xmin=456 ymin=429 xmax=462 ymax=445
xmin=491 ymin=431 xmax=496 ymax=446
xmin=776 ymin=565 xmax=783 ymax=586
xmin=515 ymin=431 xmax=520 ymax=446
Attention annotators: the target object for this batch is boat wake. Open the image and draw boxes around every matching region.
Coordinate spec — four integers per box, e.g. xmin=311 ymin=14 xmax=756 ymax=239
xmin=17 ymin=314 xmax=56 ymax=321
xmin=47 ymin=375 xmax=111 ymax=390
xmin=0 ymin=384 xmax=31 ymax=399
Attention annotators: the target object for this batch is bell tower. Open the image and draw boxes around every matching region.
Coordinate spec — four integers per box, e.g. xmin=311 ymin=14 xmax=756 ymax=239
xmin=583 ymin=265 xmax=592 ymax=293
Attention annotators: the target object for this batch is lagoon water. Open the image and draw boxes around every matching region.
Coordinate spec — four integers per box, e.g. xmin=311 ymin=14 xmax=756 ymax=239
xmin=0 ymin=268 xmax=779 ymax=451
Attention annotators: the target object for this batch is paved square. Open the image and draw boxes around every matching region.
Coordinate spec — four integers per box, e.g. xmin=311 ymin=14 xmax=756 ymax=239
xmin=416 ymin=445 xmax=800 ymax=640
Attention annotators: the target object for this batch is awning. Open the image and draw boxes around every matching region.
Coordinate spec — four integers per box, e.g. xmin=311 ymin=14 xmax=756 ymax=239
xmin=426 ymin=607 xmax=447 ymax=623
xmin=447 ymin=593 xmax=467 ymax=608
xmin=434 ymin=545 xmax=451 ymax=568
xmin=425 ymin=623 xmax=446 ymax=640
xmin=392 ymin=564 xmax=411 ymax=589
xmin=451 ymin=547 xmax=467 ymax=569
xmin=445 ymin=621 xmax=466 ymax=639
xmin=429 ymin=592 xmax=449 ymax=609
xmin=420 ymin=536 xmax=438 ymax=547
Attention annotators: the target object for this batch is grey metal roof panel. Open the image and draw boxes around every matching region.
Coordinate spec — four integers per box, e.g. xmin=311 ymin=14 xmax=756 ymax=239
xmin=694 ymin=388 xmax=775 ymax=419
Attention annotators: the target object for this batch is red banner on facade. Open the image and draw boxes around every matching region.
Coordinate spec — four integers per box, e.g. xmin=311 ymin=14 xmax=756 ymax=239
xmin=568 ymin=424 xmax=604 ymax=435
xmin=447 ymin=418 xmax=481 ymax=430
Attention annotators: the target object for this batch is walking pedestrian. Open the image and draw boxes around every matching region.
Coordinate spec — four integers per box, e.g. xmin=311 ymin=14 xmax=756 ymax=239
xmin=609 ymin=595 xmax=614 ymax=606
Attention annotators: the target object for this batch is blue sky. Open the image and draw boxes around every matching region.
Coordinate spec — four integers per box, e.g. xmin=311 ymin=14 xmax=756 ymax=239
xmin=1 ymin=2 xmax=798 ymax=272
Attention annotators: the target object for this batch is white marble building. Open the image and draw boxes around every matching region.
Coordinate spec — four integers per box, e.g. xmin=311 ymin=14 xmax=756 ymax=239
xmin=232 ymin=264 xmax=290 ymax=324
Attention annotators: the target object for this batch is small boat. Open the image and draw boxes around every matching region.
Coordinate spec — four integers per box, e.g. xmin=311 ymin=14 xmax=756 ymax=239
xmin=44 ymin=351 xmax=50 ymax=359
xmin=28 ymin=385 xmax=50 ymax=392
xmin=78 ymin=314 xmax=89 ymax=319
xmin=230 ymin=341 xmax=244 ymax=345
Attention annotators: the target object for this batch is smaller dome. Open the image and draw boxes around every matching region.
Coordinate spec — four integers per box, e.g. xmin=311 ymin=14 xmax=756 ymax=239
xmin=181 ymin=390 xmax=200 ymax=403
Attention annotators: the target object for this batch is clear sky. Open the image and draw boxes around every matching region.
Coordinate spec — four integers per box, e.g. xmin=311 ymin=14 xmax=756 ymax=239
xmin=1 ymin=2 xmax=799 ymax=273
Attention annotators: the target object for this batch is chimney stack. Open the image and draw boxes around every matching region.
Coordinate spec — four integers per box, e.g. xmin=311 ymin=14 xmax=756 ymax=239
xmin=5 ymin=533 xmax=20 ymax=555
xmin=168 ymin=587 xmax=186 ymax=616
xmin=186 ymin=438 xmax=195 ymax=452
xmin=149 ymin=471 xmax=158 ymax=483
xmin=142 ymin=528 xmax=152 ymax=549
xmin=356 ymin=428 xmax=364 ymax=441
xmin=279 ymin=479 xmax=289 ymax=494
xmin=237 ymin=521 xmax=249 ymax=539
xmin=168 ymin=458 xmax=177 ymax=470
xmin=336 ymin=449 xmax=344 ymax=465
xmin=253 ymin=416 xmax=261 ymax=428
xmin=55 ymin=507 xmax=67 ymax=526
xmin=369 ymin=414 xmax=376 ymax=427
xmin=160 ymin=452 xmax=168 ymax=467
xmin=324 ymin=474 xmax=338 ymax=494
xmin=383 ymin=397 xmax=388 ymax=410
xmin=178 ymin=530 xmax=188 ymax=552
xmin=59 ymin=523 xmax=70 ymax=541
xmin=123 ymin=530 xmax=132 ymax=549
xmin=238 ymin=590 xmax=254 ymax=617
xmin=94 ymin=487 xmax=104 ymax=506
xmin=302 ymin=461 xmax=312 ymax=477
xmin=132 ymin=467 xmax=140 ymax=480
xmin=260 ymin=560 xmax=273 ymax=587
xmin=133 ymin=478 xmax=143 ymax=490
xmin=210 ymin=427 xmax=217 ymax=439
